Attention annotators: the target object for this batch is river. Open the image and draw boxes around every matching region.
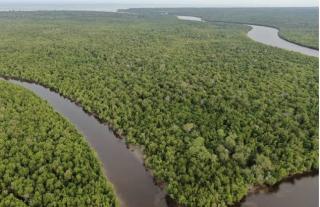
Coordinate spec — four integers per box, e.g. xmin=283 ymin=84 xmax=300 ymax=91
xmin=247 ymin=25 xmax=318 ymax=57
xmin=237 ymin=173 xmax=318 ymax=207
xmin=4 ymin=78 xmax=318 ymax=207
xmin=6 ymin=79 xmax=167 ymax=207
xmin=177 ymin=16 xmax=319 ymax=57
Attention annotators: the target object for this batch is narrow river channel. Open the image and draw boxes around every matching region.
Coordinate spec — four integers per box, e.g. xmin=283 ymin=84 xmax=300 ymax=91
xmin=6 ymin=79 xmax=167 ymax=207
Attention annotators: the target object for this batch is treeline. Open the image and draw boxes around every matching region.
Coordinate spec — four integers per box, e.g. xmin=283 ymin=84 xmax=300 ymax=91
xmin=0 ymin=11 xmax=318 ymax=207
xmin=0 ymin=80 xmax=118 ymax=207
xmin=124 ymin=7 xmax=319 ymax=49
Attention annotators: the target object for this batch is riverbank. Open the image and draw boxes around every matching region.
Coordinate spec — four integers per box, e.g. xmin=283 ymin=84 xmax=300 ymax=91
xmin=2 ymin=75 xmax=318 ymax=207
xmin=198 ymin=18 xmax=318 ymax=50
xmin=0 ymin=75 xmax=168 ymax=207
xmin=176 ymin=15 xmax=318 ymax=57
xmin=234 ymin=171 xmax=319 ymax=207
xmin=0 ymin=79 xmax=120 ymax=207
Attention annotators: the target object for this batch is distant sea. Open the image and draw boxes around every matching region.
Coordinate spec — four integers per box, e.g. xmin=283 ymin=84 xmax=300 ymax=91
xmin=0 ymin=3 xmax=197 ymax=12
xmin=0 ymin=3 xmax=316 ymax=12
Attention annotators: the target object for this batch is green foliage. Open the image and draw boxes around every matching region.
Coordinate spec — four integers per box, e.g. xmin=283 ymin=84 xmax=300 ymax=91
xmin=125 ymin=7 xmax=319 ymax=49
xmin=0 ymin=81 xmax=118 ymax=207
xmin=0 ymin=11 xmax=318 ymax=207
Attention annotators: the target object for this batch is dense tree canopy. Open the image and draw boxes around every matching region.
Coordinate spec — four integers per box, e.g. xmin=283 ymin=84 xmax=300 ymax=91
xmin=125 ymin=7 xmax=319 ymax=49
xmin=0 ymin=11 xmax=318 ymax=207
xmin=0 ymin=80 xmax=118 ymax=207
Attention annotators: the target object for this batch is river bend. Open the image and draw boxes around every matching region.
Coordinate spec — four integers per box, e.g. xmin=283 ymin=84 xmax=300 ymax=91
xmin=177 ymin=16 xmax=319 ymax=57
xmin=6 ymin=79 xmax=167 ymax=207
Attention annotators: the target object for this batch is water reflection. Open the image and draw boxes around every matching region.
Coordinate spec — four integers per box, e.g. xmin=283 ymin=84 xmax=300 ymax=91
xmin=177 ymin=15 xmax=203 ymax=22
xmin=239 ymin=173 xmax=318 ymax=207
xmin=7 ymin=79 xmax=167 ymax=207
xmin=176 ymin=15 xmax=319 ymax=57
xmin=247 ymin=25 xmax=318 ymax=57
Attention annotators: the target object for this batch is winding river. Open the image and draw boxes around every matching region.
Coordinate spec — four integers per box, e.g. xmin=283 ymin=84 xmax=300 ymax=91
xmin=177 ymin=16 xmax=319 ymax=57
xmin=6 ymin=79 xmax=167 ymax=207
xmin=247 ymin=25 xmax=318 ymax=57
xmin=0 ymin=14 xmax=318 ymax=207
xmin=5 ymin=77 xmax=318 ymax=207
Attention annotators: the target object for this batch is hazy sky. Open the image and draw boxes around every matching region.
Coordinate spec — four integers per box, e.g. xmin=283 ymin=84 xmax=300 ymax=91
xmin=1 ymin=0 xmax=318 ymax=7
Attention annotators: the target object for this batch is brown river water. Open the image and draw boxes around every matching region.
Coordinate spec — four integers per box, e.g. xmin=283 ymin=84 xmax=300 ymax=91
xmin=7 ymin=79 xmax=167 ymax=207
xmin=5 ymin=75 xmax=318 ymax=207
xmin=238 ymin=173 xmax=318 ymax=207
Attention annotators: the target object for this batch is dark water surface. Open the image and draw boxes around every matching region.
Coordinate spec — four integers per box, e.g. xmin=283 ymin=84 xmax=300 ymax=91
xmin=6 ymin=78 xmax=318 ymax=207
xmin=239 ymin=174 xmax=318 ymax=207
xmin=8 ymin=79 xmax=167 ymax=207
